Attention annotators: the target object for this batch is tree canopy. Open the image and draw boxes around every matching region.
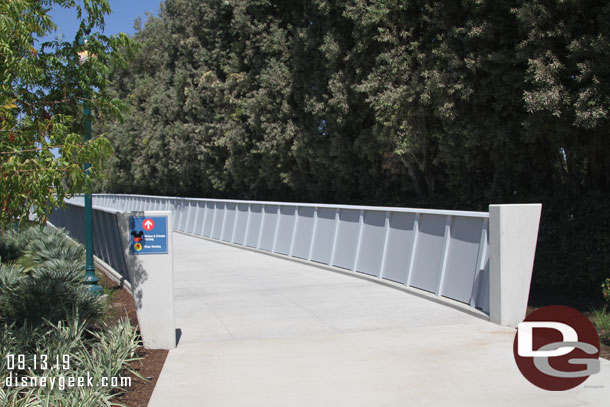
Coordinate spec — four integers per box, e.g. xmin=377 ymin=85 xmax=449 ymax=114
xmin=101 ymin=0 xmax=609 ymax=302
xmin=0 ymin=0 xmax=132 ymax=225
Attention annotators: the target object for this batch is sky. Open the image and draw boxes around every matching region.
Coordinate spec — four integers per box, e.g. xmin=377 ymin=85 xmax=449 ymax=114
xmin=48 ymin=0 xmax=163 ymax=41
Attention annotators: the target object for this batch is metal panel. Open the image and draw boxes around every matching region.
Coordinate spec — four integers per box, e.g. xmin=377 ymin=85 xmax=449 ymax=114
xmin=108 ymin=212 xmax=128 ymax=278
xmin=435 ymin=216 xmax=453 ymax=296
xmin=478 ymin=252 xmax=490 ymax=314
xmin=221 ymin=203 xmax=237 ymax=242
xmin=382 ymin=213 xmax=416 ymax=284
xmin=245 ymin=204 xmax=263 ymax=248
xmin=192 ymin=202 xmax=205 ymax=236
xmin=274 ymin=206 xmax=296 ymax=255
xmin=291 ymin=206 xmax=315 ymax=259
xmin=409 ymin=214 xmax=446 ymax=294
xmin=202 ymin=202 xmax=215 ymax=237
xmin=97 ymin=211 xmax=111 ymax=265
xmin=178 ymin=201 xmax=189 ymax=232
xmin=96 ymin=211 xmax=112 ymax=267
xmin=180 ymin=201 xmax=189 ymax=232
xmin=356 ymin=210 xmax=387 ymax=277
xmin=170 ymin=199 xmax=180 ymax=229
xmin=103 ymin=212 xmax=121 ymax=274
xmin=310 ymin=208 xmax=336 ymax=265
xmin=471 ymin=223 xmax=490 ymax=313
xmin=92 ymin=210 xmax=103 ymax=259
xmin=75 ymin=204 xmax=85 ymax=242
xmin=212 ymin=202 xmax=225 ymax=240
xmin=233 ymin=203 xmax=249 ymax=245
xmin=441 ymin=217 xmax=484 ymax=304
xmin=259 ymin=205 xmax=279 ymax=252
xmin=332 ymin=209 xmax=360 ymax=270
xmin=185 ymin=202 xmax=196 ymax=234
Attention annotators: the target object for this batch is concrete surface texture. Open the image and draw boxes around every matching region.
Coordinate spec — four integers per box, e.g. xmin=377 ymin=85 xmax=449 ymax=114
xmin=148 ymin=232 xmax=610 ymax=407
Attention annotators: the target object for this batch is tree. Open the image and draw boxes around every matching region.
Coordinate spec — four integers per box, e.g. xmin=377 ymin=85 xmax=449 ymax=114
xmin=100 ymin=0 xmax=610 ymax=303
xmin=0 ymin=0 xmax=133 ymax=226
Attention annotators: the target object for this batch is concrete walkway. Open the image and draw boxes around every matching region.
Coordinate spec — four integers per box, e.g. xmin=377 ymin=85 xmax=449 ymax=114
xmin=148 ymin=232 xmax=610 ymax=407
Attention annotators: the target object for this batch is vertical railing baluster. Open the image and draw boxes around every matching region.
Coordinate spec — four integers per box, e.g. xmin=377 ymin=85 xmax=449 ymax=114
xmin=378 ymin=211 xmax=391 ymax=279
xmin=271 ymin=205 xmax=281 ymax=253
xmin=256 ymin=205 xmax=266 ymax=249
xmin=436 ymin=215 xmax=453 ymax=296
xmin=288 ymin=207 xmax=299 ymax=257
xmin=351 ymin=210 xmax=365 ymax=272
xmin=406 ymin=213 xmax=420 ymax=287
xmin=307 ymin=207 xmax=318 ymax=261
xmin=329 ymin=209 xmax=341 ymax=266
xmin=244 ymin=204 xmax=252 ymax=246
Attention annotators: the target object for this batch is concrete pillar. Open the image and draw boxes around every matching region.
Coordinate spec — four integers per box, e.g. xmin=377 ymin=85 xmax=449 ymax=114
xmin=489 ymin=204 xmax=542 ymax=327
xmin=119 ymin=210 xmax=176 ymax=349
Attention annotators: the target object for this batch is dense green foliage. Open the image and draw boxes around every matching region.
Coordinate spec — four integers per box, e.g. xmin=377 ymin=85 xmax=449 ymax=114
xmin=100 ymin=0 xmax=610 ymax=304
xmin=0 ymin=227 xmax=140 ymax=406
xmin=0 ymin=226 xmax=104 ymax=326
xmin=0 ymin=317 xmax=140 ymax=406
xmin=0 ymin=0 xmax=134 ymax=226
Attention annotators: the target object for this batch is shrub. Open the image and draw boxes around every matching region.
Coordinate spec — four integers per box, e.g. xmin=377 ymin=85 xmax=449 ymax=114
xmin=0 ymin=228 xmax=28 ymax=263
xmin=3 ymin=261 xmax=105 ymax=327
xmin=0 ymin=227 xmax=104 ymax=328
xmin=18 ymin=226 xmax=85 ymax=270
xmin=0 ymin=317 xmax=142 ymax=407
xmin=0 ymin=226 xmax=141 ymax=406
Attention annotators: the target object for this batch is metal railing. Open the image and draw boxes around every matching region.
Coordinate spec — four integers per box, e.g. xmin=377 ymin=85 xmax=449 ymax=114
xmin=49 ymin=203 xmax=130 ymax=288
xmin=66 ymin=194 xmax=490 ymax=314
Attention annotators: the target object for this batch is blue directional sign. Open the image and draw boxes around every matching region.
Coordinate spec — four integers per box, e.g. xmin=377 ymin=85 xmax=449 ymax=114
xmin=129 ymin=216 xmax=168 ymax=255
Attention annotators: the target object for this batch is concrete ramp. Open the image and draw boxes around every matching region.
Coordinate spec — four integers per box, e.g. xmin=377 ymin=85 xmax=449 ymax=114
xmin=148 ymin=233 xmax=610 ymax=406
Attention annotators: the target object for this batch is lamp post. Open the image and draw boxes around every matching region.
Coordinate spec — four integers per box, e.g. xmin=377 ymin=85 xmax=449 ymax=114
xmin=78 ymin=33 xmax=103 ymax=295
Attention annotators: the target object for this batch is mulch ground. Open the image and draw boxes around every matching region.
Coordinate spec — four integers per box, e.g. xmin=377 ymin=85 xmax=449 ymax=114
xmin=97 ymin=271 xmax=169 ymax=407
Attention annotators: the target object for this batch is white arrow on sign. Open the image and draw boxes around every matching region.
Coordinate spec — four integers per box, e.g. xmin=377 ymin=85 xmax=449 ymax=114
xmin=143 ymin=219 xmax=155 ymax=230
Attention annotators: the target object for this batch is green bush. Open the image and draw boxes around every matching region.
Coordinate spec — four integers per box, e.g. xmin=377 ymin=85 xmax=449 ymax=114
xmin=18 ymin=226 xmax=85 ymax=269
xmin=0 ymin=228 xmax=28 ymax=263
xmin=0 ymin=226 xmax=142 ymax=406
xmin=2 ymin=262 xmax=105 ymax=327
xmin=0 ymin=317 xmax=141 ymax=407
xmin=590 ymin=307 xmax=610 ymax=346
xmin=0 ymin=226 xmax=104 ymax=328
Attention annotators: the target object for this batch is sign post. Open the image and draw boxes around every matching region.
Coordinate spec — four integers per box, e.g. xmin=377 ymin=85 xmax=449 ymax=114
xmin=125 ymin=211 xmax=175 ymax=349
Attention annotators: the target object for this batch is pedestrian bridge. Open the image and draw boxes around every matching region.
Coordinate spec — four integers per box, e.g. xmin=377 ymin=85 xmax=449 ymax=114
xmin=53 ymin=194 xmax=544 ymax=326
xmin=47 ymin=194 xmax=610 ymax=406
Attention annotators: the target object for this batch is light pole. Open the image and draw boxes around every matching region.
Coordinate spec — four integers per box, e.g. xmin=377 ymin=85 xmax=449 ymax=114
xmin=78 ymin=33 xmax=103 ymax=295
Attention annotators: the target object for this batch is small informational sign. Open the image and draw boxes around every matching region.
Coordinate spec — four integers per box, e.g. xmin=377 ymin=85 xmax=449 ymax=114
xmin=129 ymin=216 xmax=168 ymax=255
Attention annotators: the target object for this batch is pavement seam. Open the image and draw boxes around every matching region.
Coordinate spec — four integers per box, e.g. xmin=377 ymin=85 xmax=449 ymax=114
xmin=178 ymin=287 xmax=237 ymax=340
xmin=190 ymin=292 xmax=237 ymax=340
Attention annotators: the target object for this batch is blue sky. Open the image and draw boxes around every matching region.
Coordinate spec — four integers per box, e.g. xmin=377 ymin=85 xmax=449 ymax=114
xmin=49 ymin=0 xmax=163 ymax=40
